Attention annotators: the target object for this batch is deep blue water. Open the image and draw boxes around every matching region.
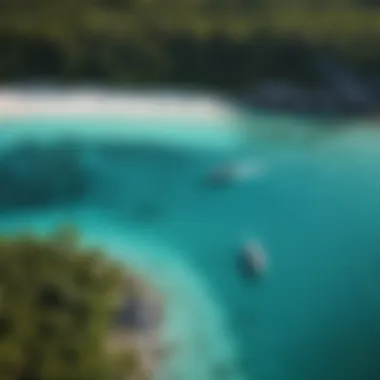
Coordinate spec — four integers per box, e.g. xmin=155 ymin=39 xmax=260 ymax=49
xmin=1 ymin=114 xmax=380 ymax=380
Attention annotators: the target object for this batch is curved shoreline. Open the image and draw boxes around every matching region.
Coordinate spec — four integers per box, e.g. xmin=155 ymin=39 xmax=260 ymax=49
xmin=0 ymin=89 xmax=237 ymax=120
xmin=0 ymin=207 xmax=248 ymax=380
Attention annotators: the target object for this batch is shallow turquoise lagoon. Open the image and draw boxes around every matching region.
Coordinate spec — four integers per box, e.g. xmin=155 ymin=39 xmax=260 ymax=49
xmin=1 ymin=113 xmax=380 ymax=380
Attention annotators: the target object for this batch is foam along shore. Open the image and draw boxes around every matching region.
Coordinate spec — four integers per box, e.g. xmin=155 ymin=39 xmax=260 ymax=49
xmin=0 ymin=88 xmax=237 ymax=120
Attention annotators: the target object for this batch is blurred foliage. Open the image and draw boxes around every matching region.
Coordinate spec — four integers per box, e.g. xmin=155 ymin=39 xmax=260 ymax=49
xmin=0 ymin=0 xmax=379 ymax=87
xmin=0 ymin=225 xmax=146 ymax=380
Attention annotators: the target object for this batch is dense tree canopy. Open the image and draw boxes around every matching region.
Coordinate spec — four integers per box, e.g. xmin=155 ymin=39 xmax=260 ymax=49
xmin=0 ymin=226 xmax=161 ymax=380
xmin=0 ymin=0 xmax=379 ymax=88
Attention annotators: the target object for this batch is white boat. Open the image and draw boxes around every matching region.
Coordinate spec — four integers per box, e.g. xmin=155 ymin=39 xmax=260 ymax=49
xmin=238 ymin=239 xmax=268 ymax=278
xmin=207 ymin=159 xmax=264 ymax=186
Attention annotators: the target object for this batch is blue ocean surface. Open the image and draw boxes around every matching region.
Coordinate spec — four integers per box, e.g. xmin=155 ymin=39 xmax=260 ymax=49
xmin=1 ymin=112 xmax=380 ymax=380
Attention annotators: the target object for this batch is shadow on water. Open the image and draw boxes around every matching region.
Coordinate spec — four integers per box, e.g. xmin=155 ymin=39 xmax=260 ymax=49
xmin=1 ymin=120 xmax=380 ymax=380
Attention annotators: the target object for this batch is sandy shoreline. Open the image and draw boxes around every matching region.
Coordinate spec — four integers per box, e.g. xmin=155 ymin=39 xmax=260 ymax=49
xmin=0 ymin=89 xmax=236 ymax=119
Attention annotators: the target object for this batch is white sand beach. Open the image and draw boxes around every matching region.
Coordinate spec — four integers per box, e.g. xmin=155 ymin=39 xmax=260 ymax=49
xmin=0 ymin=88 xmax=237 ymax=120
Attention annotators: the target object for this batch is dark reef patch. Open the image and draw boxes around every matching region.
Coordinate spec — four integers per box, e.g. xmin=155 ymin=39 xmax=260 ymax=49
xmin=0 ymin=137 xmax=195 ymax=218
xmin=0 ymin=140 xmax=90 ymax=212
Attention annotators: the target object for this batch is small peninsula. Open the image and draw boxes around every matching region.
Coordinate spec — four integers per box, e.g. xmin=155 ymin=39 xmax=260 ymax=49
xmin=0 ymin=226 xmax=163 ymax=380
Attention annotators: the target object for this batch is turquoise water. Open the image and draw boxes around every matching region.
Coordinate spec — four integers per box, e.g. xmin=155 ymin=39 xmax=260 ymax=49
xmin=1 ymin=114 xmax=380 ymax=380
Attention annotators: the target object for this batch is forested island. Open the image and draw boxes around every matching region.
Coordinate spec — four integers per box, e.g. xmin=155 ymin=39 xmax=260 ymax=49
xmin=0 ymin=226 xmax=163 ymax=380
xmin=1 ymin=0 xmax=380 ymax=115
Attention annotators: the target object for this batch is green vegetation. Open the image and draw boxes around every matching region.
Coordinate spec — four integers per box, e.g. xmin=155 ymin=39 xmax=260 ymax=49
xmin=0 ymin=1 xmax=379 ymax=87
xmin=0 ymin=226 xmax=157 ymax=380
